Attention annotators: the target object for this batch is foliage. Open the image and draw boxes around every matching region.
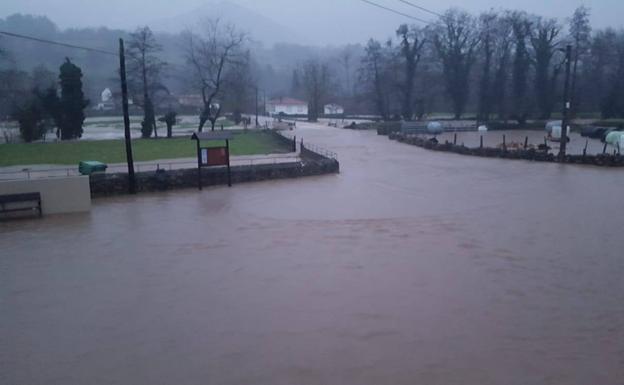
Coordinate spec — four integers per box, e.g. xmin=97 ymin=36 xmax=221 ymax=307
xmin=158 ymin=111 xmax=177 ymax=138
xmin=10 ymin=96 xmax=48 ymax=142
xmin=59 ymin=58 xmax=89 ymax=140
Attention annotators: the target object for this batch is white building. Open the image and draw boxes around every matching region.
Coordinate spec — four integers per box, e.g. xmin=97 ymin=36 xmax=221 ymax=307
xmin=267 ymin=97 xmax=308 ymax=116
xmin=324 ymin=103 xmax=344 ymax=115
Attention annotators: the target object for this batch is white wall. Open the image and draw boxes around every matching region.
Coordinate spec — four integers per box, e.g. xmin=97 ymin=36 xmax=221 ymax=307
xmin=0 ymin=176 xmax=91 ymax=215
xmin=270 ymin=104 xmax=308 ymax=115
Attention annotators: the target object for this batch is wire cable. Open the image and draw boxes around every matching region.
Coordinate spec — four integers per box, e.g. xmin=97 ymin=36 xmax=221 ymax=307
xmin=0 ymin=30 xmax=118 ymax=57
xmin=394 ymin=0 xmax=443 ymax=18
xmin=356 ymin=0 xmax=431 ymax=24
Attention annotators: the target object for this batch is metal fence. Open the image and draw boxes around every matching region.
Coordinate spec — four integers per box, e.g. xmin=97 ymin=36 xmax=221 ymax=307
xmin=0 ymin=156 xmax=303 ymax=181
xmin=276 ymin=129 xmax=338 ymax=160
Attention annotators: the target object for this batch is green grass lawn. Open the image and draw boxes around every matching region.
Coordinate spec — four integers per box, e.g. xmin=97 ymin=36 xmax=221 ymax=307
xmin=0 ymin=131 xmax=291 ymax=167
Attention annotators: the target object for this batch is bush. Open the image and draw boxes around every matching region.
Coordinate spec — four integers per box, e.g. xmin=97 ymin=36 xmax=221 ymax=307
xmin=11 ymin=99 xmax=49 ymax=142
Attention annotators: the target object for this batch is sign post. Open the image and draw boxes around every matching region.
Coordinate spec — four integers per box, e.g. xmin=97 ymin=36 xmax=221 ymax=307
xmin=192 ymin=132 xmax=234 ymax=190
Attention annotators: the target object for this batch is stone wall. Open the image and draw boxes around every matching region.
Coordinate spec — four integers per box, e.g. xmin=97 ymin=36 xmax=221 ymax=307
xmin=90 ymin=159 xmax=339 ymax=197
xmin=388 ymin=132 xmax=624 ymax=167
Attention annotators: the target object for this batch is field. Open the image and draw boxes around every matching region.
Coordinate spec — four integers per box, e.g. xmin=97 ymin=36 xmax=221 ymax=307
xmin=0 ymin=131 xmax=290 ymax=167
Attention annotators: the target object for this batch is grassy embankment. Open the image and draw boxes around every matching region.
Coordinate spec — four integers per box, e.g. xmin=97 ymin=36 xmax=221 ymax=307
xmin=0 ymin=131 xmax=290 ymax=167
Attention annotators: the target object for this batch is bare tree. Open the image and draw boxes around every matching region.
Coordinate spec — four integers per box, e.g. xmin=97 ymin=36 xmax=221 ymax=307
xmin=477 ymin=11 xmax=498 ymax=122
xmin=127 ymin=26 xmax=166 ymax=138
xmin=301 ymin=59 xmax=332 ymax=122
xmin=569 ymin=5 xmax=592 ymax=116
xmin=510 ymin=11 xmax=532 ymax=125
xmin=433 ymin=10 xmax=480 ymax=119
xmin=396 ymin=24 xmax=426 ymax=120
xmin=184 ymin=19 xmax=246 ymax=132
xmin=491 ymin=14 xmax=514 ymax=121
xmin=340 ymin=48 xmax=353 ymax=98
xmin=531 ymin=17 xmax=562 ymax=119
xmin=360 ymin=39 xmax=391 ymax=120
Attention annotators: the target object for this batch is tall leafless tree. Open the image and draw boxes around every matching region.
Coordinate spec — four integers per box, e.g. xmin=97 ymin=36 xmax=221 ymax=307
xmin=531 ymin=17 xmax=562 ymax=119
xmin=433 ymin=10 xmax=480 ymax=119
xmin=359 ymin=39 xmax=392 ymax=120
xmin=491 ymin=13 xmax=514 ymax=121
xmin=184 ymin=19 xmax=246 ymax=132
xmin=127 ymin=26 xmax=166 ymax=138
xmin=510 ymin=11 xmax=532 ymax=125
xmin=477 ymin=11 xmax=497 ymax=122
xmin=569 ymin=5 xmax=592 ymax=116
xmin=396 ymin=24 xmax=426 ymax=120
xmin=301 ymin=59 xmax=332 ymax=122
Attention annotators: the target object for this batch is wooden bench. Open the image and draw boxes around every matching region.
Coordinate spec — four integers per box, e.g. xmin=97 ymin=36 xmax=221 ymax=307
xmin=0 ymin=192 xmax=42 ymax=219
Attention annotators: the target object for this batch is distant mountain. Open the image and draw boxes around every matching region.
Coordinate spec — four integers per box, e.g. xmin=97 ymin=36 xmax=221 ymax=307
xmin=150 ymin=1 xmax=309 ymax=46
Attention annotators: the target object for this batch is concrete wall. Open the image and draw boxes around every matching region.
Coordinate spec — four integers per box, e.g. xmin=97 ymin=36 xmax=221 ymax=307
xmin=0 ymin=176 xmax=91 ymax=215
xmin=90 ymin=159 xmax=340 ymax=197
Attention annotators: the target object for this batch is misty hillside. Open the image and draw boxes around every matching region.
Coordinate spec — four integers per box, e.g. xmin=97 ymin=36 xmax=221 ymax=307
xmin=151 ymin=1 xmax=308 ymax=46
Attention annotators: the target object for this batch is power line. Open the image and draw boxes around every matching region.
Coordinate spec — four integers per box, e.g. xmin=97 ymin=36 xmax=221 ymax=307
xmin=394 ymin=0 xmax=443 ymax=18
xmin=0 ymin=30 xmax=117 ymax=57
xmin=356 ymin=0 xmax=431 ymax=24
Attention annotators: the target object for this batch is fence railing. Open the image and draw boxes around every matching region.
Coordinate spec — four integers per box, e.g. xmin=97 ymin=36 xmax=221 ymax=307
xmin=301 ymin=141 xmax=338 ymax=160
xmin=0 ymin=155 xmax=303 ymax=181
xmin=275 ymin=127 xmax=338 ymax=160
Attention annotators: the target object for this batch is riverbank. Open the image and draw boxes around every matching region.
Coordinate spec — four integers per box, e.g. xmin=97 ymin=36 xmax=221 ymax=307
xmin=386 ymin=131 xmax=624 ymax=167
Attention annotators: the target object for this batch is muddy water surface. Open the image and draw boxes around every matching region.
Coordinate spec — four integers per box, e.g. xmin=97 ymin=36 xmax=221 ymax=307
xmin=2 ymin=125 xmax=624 ymax=385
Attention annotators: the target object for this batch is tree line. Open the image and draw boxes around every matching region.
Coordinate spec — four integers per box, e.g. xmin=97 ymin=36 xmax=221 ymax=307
xmin=356 ymin=6 xmax=624 ymax=123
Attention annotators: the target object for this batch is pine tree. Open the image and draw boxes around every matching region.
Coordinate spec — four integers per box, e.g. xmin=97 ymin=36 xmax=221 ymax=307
xmin=59 ymin=58 xmax=89 ymax=140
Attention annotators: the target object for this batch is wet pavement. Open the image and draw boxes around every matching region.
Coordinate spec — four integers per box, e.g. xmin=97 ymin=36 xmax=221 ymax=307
xmin=2 ymin=123 xmax=624 ymax=385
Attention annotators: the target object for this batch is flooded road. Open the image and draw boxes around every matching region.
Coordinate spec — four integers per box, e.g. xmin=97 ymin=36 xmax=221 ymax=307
xmin=2 ymin=125 xmax=624 ymax=385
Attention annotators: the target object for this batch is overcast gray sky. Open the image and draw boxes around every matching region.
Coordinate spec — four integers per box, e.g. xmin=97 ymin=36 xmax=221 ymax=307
xmin=1 ymin=0 xmax=622 ymax=45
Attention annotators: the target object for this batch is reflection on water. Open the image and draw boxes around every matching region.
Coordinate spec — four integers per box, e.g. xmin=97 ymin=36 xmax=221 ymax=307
xmin=2 ymin=125 xmax=623 ymax=385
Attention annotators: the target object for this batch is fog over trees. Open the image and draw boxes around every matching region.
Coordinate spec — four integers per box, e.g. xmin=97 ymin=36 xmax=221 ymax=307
xmin=3 ymin=5 xmax=624 ymax=125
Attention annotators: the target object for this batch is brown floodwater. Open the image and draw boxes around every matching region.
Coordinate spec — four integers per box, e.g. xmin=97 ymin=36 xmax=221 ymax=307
xmin=2 ymin=125 xmax=624 ymax=385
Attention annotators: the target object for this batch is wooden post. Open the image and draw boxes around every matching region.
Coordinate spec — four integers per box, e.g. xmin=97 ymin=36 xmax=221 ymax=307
xmin=480 ymin=135 xmax=483 ymax=149
xmin=524 ymin=136 xmax=529 ymax=149
xmin=453 ymin=133 xmax=457 ymax=145
xmin=119 ymin=39 xmax=136 ymax=194
xmin=503 ymin=135 xmax=507 ymax=151
xmin=583 ymin=139 xmax=588 ymax=157
xmin=226 ymin=139 xmax=232 ymax=187
xmin=293 ymin=135 xmax=297 ymax=152
xmin=603 ymin=142 xmax=607 ymax=154
xmin=196 ymin=139 xmax=202 ymax=191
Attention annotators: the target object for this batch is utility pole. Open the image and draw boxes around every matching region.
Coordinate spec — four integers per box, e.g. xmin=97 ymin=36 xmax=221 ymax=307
xmin=559 ymin=44 xmax=572 ymax=158
xmin=119 ymin=38 xmax=136 ymax=194
xmin=255 ymin=86 xmax=259 ymax=127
